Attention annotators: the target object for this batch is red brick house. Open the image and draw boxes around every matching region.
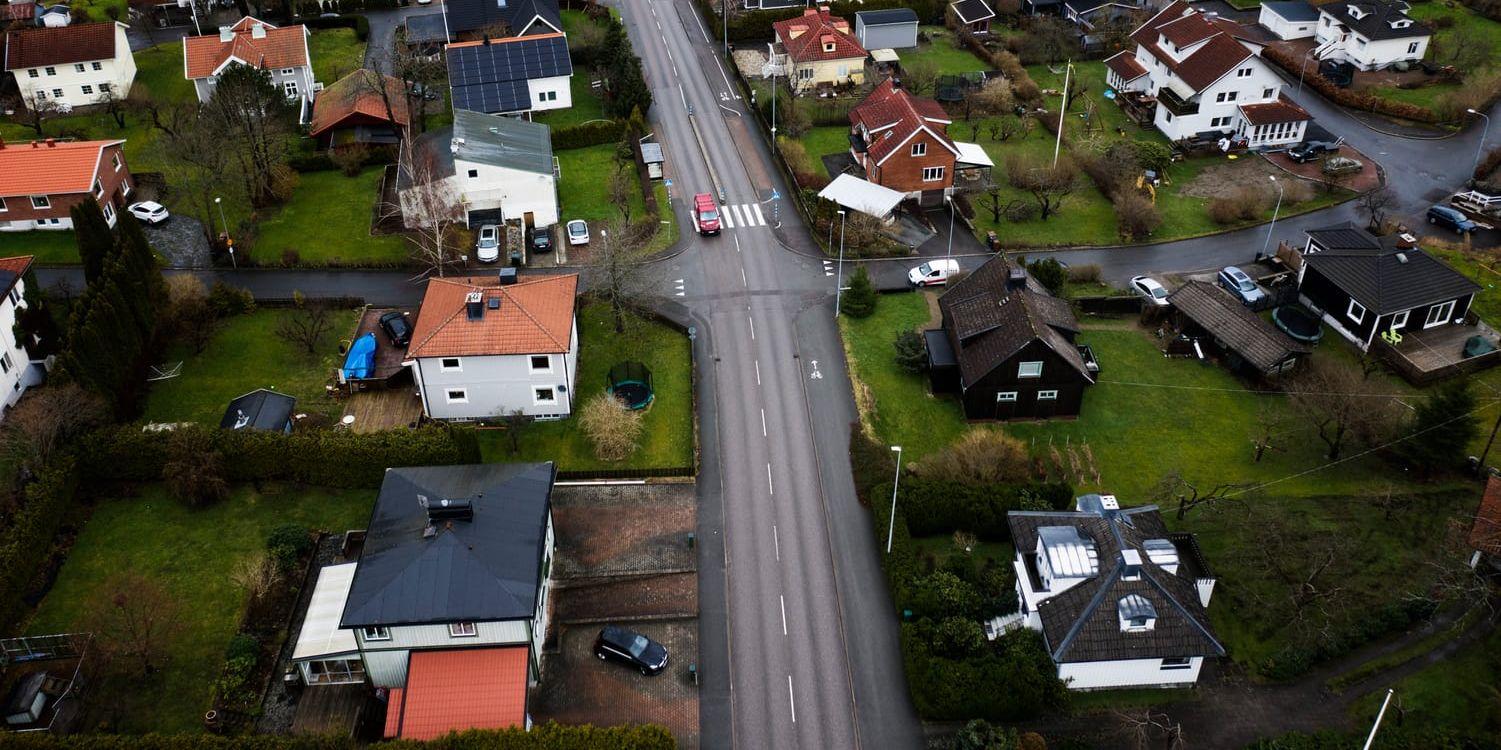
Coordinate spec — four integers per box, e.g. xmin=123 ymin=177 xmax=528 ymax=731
xmin=0 ymin=138 xmax=133 ymax=232
xmin=849 ymin=79 xmax=959 ymax=203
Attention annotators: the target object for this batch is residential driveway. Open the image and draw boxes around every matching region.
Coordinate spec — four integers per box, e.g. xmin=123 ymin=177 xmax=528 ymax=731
xmin=551 ymin=483 xmax=697 ymax=581
xmin=144 ymin=216 xmax=212 ymax=269
xmin=364 ymin=3 xmax=443 ymax=70
xmin=1262 ymin=145 xmax=1383 ymax=193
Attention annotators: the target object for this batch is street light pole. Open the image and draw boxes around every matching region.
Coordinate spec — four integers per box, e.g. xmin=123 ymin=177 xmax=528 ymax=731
xmin=1362 ymin=690 xmax=1396 ymax=750
xmin=886 ymin=446 xmax=903 ymax=554
xmin=1261 ymin=175 xmax=1283 ymax=258
xmin=945 ymin=193 xmax=956 ymax=259
xmin=215 ymin=196 xmax=235 ymax=269
xmin=1467 ymin=108 xmax=1491 ymax=180
xmin=722 ymin=0 xmax=728 ymax=59
xmin=1053 ymin=60 xmax=1071 ymax=168
xmin=834 ymin=209 xmax=847 ymax=317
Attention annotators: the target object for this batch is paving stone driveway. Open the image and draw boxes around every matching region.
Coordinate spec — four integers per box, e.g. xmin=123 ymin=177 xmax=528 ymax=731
xmin=143 ymin=215 xmax=212 ymax=269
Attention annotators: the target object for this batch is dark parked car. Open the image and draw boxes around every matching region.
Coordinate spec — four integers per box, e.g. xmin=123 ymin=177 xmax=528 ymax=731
xmin=1427 ymin=205 xmax=1478 ymax=234
xmin=379 ymin=311 xmax=412 ymax=347
xmin=1288 ymin=140 xmax=1340 ymax=163
xmin=593 ymin=626 xmax=668 ymax=676
xmin=530 ymin=226 xmax=554 ymax=254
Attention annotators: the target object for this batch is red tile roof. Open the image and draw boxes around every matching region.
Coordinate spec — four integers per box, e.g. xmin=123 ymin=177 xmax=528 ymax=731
xmin=1240 ymin=94 xmax=1310 ymax=125
xmin=3 ymin=22 xmax=119 ymax=70
xmin=1130 ymin=1 xmax=1253 ymax=92
xmin=773 ymin=8 xmax=867 ymax=64
xmin=384 ymin=648 xmax=529 ymax=740
xmin=0 ymin=256 xmax=34 ymax=301
xmin=0 ymin=3 xmax=36 ymax=23
xmin=1104 ymin=51 xmax=1148 ymax=82
xmin=850 ymin=78 xmax=956 ymax=164
xmin=407 ymin=273 xmax=578 ymax=359
xmin=0 ymin=139 xmax=123 ymax=198
xmin=1471 ymin=474 xmax=1501 ymax=558
xmin=309 ymin=69 xmax=411 ymax=138
xmin=183 ymin=17 xmax=309 ymax=80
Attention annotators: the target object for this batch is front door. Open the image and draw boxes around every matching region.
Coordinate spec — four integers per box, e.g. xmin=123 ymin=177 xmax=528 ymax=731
xmin=1425 ymin=300 xmax=1456 ymax=328
xmin=524 ymin=211 xmax=535 ymax=229
xmin=995 ymin=392 xmax=1017 ymax=420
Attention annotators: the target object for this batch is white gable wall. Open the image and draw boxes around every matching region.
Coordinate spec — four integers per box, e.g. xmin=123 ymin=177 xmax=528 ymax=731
xmin=411 ymin=319 xmax=579 ymax=420
xmin=1059 ymin=656 xmax=1205 ymax=690
xmin=524 ymin=74 xmax=573 ymax=114
xmin=453 ymin=156 xmax=559 ymax=228
xmin=356 ymin=620 xmax=531 ymax=687
xmin=1258 ymin=6 xmax=1317 ymax=39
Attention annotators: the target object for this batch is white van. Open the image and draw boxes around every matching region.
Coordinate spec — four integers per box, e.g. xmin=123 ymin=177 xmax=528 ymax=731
xmin=907 ymin=259 xmax=960 ymax=287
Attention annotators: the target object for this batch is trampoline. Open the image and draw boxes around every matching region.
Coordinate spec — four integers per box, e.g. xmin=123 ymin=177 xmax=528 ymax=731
xmin=1272 ymin=306 xmax=1323 ymax=345
xmin=608 ymin=361 xmax=654 ymax=410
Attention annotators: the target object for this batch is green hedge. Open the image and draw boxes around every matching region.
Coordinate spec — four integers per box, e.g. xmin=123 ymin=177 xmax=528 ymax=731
xmin=80 ymin=425 xmax=481 ymax=489
xmin=288 ymin=145 xmax=397 ymax=174
xmin=0 ymin=458 xmax=80 ymax=632
xmin=552 ymin=119 xmax=627 ymax=150
xmin=0 ymin=725 xmax=675 ymax=750
xmin=296 ymin=13 xmax=372 ymax=40
xmin=899 ymin=478 xmax=1074 ymax=540
xmin=1257 ymin=597 xmax=1438 ymax=681
xmin=900 ymin=624 xmax=1070 ymax=722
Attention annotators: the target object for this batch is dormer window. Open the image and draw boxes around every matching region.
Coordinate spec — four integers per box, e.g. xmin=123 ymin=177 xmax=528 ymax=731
xmin=1118 ymin=595 xmax=1157 ymax=632
xmin=824 ymin=42 xmax=836 ymax=53
xmin=1391 ymin=19 xmax=1411 ymax=28
xmin=1347 ymin=4 xmax=1367 ymax=19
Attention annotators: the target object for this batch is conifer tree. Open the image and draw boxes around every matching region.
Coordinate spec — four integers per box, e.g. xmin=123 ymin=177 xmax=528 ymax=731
xmin=70 ymin=201 xmax=114 ymax=283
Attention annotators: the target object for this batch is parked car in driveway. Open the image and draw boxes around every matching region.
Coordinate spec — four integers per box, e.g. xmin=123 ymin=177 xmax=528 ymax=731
xmin=1321 ymin=156 xmax=1363 ymax=176
xmin=594 ymin=626 xmax=668 ymax=676
xmin=566 ymin=219 xmax=590 ymax=246
xmin=475 ymin=224 xmax=500 ymax=263
xmin=908 ymin=259 xmax=960 ymax=287
xmin=379 ymin=311 xmax=412 ymax=347
xmin=531 ymin=225 xmax=554 ymax=254
xmin=1217 ymin=266 xmax=1266 ymax=306
xmin=1428 ymin=205 xmax=1477 ymax=234
xmin=1129 ymin=275 xmax=1170 ymax=306
xmin=127 ymin=201 xmax=170 ymax=225
xmin=1288 ymin=140 xmax=1339 ymax=163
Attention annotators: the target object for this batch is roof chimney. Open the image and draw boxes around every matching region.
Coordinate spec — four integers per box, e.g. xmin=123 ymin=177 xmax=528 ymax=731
xmin=44 ymin=138 xmax=54 ymax=148
xmin=1395 ymin=232 xmax=1418 ymax=249
xmin=465 ymin=290 xmax=484 ymax=320
xmin=251 ymin=23 xmax=266 ymax=39
xmin=499 ymin=267 xmax=518 ymax=285
xmin=219 ymin=25 xmax=235 ymax=42
xmin=482 ymin=35 xmax=491 ymax=46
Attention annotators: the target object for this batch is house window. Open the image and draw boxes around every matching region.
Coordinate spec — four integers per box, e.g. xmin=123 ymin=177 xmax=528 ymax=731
xmin=283 ymin=81 xmax=299 ymax=98
xmin=1018 ymin=361 xmax=1043 ymax=378
xmin=996 ymin=391 xmax=1018 ymax=402
xmin=798 ymin=67 xmax=813 ymax=80
xmin=440 ymin=357 xmax=461 ymax=372
xmin=1164 ymin=111 xmax=1173 ymax=123
xmin=1408 ymin=41 xmax=1420 ymax=54
xmin=1037 ymin=390 xmax=1058 ymax=401
xmin=0 ymin=197 xmax=6 ymax=212
xmin=30 ymin=196 xmax=50 ymax=210
xmin=112 ymin=153 xmax=123 ymax=172
xmin=93 ymin=179 xmax=104 ymax=198
xmin=121 ymin=179 xmax=131 ymax=196
xmin=1425 ymin=300 xmax=1456 ymax=328
xmin=1346 ymin=299 xmax=1366 ymax=324
xmin=837 ymin=63 xmax=849 ymax=77
xmin=1237 ymin=67 xmax=1252 ymax=77
xmin=74 ymin=64 xmax=85 ymax=73
xmin=1 ymin=353 xmax=12 ymax=374
xmin=281 ymin=68 xmax=295 ymax=75
xmin=922 ymin=166 xmax=945 ymax=182
xmin=26 ymin=69 xmax=38 ymax=79
xmin=101 ymin=202 xmax=115 ymax=224
xmin=44 ymin=67 xmax=55 ymax=76
xmin=81 ymin=85 xmax=93 ymax=95
xmin=1161 ymin=657 xmax=1192 ymax=670
xmin=449 ymin=622 xmax=477 ymax=637
xmin=445 ymin=388 xmax=468 ymax=403
xmin=467 ymin=169 xmax=479 ymax=178
xmin=51 ymin=89 xmax=63 ymax=99
xmin=92 ymin=62 xmax=103 ymax=71
xmin=1356 ymin=38 xmax=1367 ymax=48
xmin=99 ymin=82 xmax=112 ymax=93
xmin=529 ymin=355 xmax=551 ymax=372
xmin=1389 ymin=310 xmax=1409 ymax=330
xmin=1262 ymin=87 xmax=1274 ymax=98
xmin=534 ymin=387 xmax=557 ymax=405
xmin=362 ymin=626 xmax=391 ymax=641
xmin=7 ymin=287 xmax=18 ymax=305
xmin=911 ymin=142 xmax=927 ymax=157
xmin=1215 ymin=91 xmax=1238 ymax=103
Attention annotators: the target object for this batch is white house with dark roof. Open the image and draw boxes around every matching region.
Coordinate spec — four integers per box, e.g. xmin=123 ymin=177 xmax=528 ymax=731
xmin=444 ymin=33 xmax=573 ymax=117
xmin=1258 ymin=0 xmax=1320 ymax=40
xmin=1104 ymin=1 xmax=1310 ymax=147
xmin=1005 ymin=494 xmax=1223 ymax=690
xmin=397 ymin=109 xmax=559 ymax=230
xmin=1313 ymin=0 xmax=1430 ymax=71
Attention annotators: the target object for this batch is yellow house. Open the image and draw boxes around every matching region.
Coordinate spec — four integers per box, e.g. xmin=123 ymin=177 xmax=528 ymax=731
xmin=771 ymin=8 xmax=868 ymax=95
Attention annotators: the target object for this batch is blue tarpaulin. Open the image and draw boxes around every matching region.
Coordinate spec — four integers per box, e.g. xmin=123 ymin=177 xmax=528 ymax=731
xmin=342 ymin=333 xmax=376 ymax=380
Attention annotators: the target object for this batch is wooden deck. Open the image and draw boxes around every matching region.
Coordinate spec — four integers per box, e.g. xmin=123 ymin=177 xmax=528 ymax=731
xmin=345 ymin=308 xmax=413 ymax=383
xmin=341 ymin=387 xmax=424 ymax=433
xmin=1380 ymin=320 xmax=1501 ymax=385
xmin=291 ymin=684 xmax=371 ymax=737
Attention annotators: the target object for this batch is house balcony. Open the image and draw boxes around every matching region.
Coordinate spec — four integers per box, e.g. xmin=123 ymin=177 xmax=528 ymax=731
xmin=1157 ymin=88 xmax=1200 ymax=117
xmin=1374 ymin=316 xmax=1501 ymax=385
xmin=1077 ymin=344 xmax=1100 ymax=375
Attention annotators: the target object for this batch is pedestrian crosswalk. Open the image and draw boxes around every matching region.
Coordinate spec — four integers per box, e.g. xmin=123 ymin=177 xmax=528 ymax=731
xmin=718 ymin=202 xmax=767 ymax=230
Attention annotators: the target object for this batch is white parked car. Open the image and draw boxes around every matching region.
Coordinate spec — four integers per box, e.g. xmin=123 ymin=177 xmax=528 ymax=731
xmin=127 ymin=201 xmax=170 ymax=225
xmin=1129 ymin=275 xmax=1170 ymax=307
xmin=566 ymin=219 xmax=590 ymax=246
xmin=475 ymin=224 xmax=500 ymax=264
xmin=907 ymin=259 xmax=960 ymax=287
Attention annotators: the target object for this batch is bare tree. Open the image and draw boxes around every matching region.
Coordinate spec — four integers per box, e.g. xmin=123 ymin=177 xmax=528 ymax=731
xmin=0 ymin=383 xmax=108 ymax=476
xmin=164 ymin=275 xmax=217 ymax=353
xmin=1241 ymin=503 xmax=1355 ymax=633
xmin=495 ymin=408 xmax=533 ymax=454
xmin=390 ymin=44 xmax=448 ymax=135
xmin=899 ymin=59 xmax=941 ymax=96
xmin=391 ymin=140 xmax=466 ymax=277
xmin=163 ymin=110 xmax=241 ymax=246
xmin=96 ymin=86 xmax=129 ymax=128
xmin=1250 ymin=404 xmax=1289 ymax=463
xmin=352 ymin=66 xmax=407 ymax=139
xmin=588 ymin=221 xmax=655 ymax=333
xmin=275 ymin=291 xmax=333 ymax=355
xmin=1022 ymin=16 xmax=1075 ymax=66
xmin=88 ymin=572 xmax=181 ymax=676
xmin=1151 ymin=470 xmax=1249 ymax=521
xmin=1287 ymin=359 xmax=1399 ymax=461
xmin=1114 ymin=708 xmax=1186 ymax=750
xmin=201 ymin=63 xmax=295 ymax=206
xmin=8 ymin=93 xmax=60 ymax=138
xmin=1410 ymin=517 xmax=1497 ymax=615
xmin=609 ymin=168 xmax=635 ymax=223
xmin=580 ymin=392 xmax=644 ymax=461
xmin=1429 ymin=25 xmax=1496 ymax=78
xmin=1007 ymin=155 xmax=1079 ymax=220
xmin=972 ymin=78 xmax=1015 ymax=117
xmin=1357 ymin=186 xmax=1396 ymax=232
xmin=128 ymin=84 xmax=196 ymax=139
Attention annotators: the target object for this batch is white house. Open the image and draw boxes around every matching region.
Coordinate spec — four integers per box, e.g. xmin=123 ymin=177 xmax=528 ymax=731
xmin=0 ymin=257 xmax=49 ymax=416
xmin=1314 ymin=0 xmax=1430 ymax=71
xmin=445 ymin=34 xmax=573 ymax=117
xmin=404 ymin=273 xmax=578 ymax=421
xmin=1258 ymin=0 xmax=1320 ymax=40
xmin=1003 ymin=494 xmax=1224 ymax=690
xmin=1104 ymin=1 xmax=1311 ymax=148
xmin=3 ymin=22 xmax=136 ymax=108
xmin=291 ymin=463 xmax=556 ymax=739
xmin=182 ymin=17 xmax=314 ymax=108
xmin=399 ymin=109 xmax=559 ymax=230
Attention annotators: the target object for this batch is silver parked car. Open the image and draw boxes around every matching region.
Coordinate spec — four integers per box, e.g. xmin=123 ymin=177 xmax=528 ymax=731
xmin=475 ymin=224 xmax=500 ymax=264
xmin=1129 ymin=275 xmax=1170 ymax=307
xmin=1217 ymin=266 xmax=1265 ymax=306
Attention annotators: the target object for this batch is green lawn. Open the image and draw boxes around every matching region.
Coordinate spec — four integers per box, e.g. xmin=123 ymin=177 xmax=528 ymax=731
xmin=799 ymin=125 xmax=853 ymax=179
xmin=556 ymin=145 xmax=648 ymax=224
xmin=308 ymin=29 xmax=367 ymax=87
xmin=1348 ymin=628 xmax=1501 ymax=736
xmin=1363 ymin=3 xmax=1501 ymax=112
xmin=902 ymin=26 xmax=989 ymax=76
xmin=68 ymin=0 xmax=126 ymax=22
xmin=477 ymin=303 xmax=693 ymax=471
xmin=533 ymin=74 xmax=609 ymax=130
xmin=252 ymin=167 xmax=408 ymax=267
xmin=0 ymin=230 xmax=83 ymax=265
xmin=26 ymin=484 xmax=373 ymax=733
xmin=142 ymin=308 xmax=359 ymax=426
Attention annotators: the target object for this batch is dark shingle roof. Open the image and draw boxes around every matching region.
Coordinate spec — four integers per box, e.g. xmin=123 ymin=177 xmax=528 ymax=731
xmin=1306 ymin=221 xmax=1382 ymax=253
xmin=1320 ymin=0 xmax=1430 ymax=40
xmin=951 ymin=0 xmax=997 ymax=23
xmin=857 ymin=8 xmax=918 ymax=25
xmin=445 ymin=0 xmax=562 ymax=36
xmin=220 ymin=389 xmax=296 ymax=431
xmin=341 ymin=463 xmax=556 ymax=628
xmin=1262 ymin=0 xmax=1319 ymax=22
xmin=1010 ymin=499 xmax=1225 ymax=664
xmin=404 ymin=13 xmax=450 ymax=45
xmin=447 ymin=34 xmax=572 ymax=114
xmin=1168 ymin=281 xmax=1310 ymax=372
xmin=1303 ymin=224 xmax=1480 ymax=315
xmin=938 ymin=256 xmax=1092 ymax=388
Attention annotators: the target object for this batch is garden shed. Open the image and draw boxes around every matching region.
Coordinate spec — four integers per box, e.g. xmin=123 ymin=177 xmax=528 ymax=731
xmin=855 ymin=9 xmax=919 ymax=50
xmin=1167 ymin=281 xmax=1311 ymax=378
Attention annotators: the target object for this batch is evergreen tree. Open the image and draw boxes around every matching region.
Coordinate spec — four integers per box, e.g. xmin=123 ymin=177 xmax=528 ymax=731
xmin=607 ymin=53 xmax=653 ymax=119
xmin=1395 ymin=381 xmax=1479 ymax=474
xmin=840 ymin=267 xmax=878 ymax=318
xmin=70 ymin=201 xmax=114 ymax=283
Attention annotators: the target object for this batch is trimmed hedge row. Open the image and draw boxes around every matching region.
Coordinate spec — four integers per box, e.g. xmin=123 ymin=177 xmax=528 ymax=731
xmin=553 ymin=119 xmax=627 ymax=150
xmin=0 ymin=725 xmax=676 ymax=750
xmin=899 ymin=478 xmax=1074 ymax=540
xmin=900 ymin=623 xmax=1070 ymax=722
xmin=0 ymin=458 xmax=79 ymax=632
xmin=80 ymin=425 xmax=480 ymax=489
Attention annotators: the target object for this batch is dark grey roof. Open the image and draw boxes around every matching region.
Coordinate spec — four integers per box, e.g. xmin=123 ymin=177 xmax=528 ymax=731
xmin=1320 ymin=0 xmax=1429 ymax=40
xmin=341 ymin=462 xmax=556 ymax=628
xmin=924 ymin=328 xmax=957 ymax=368
xmin=220 ymin=389 xmax=296 ymax=431
xmin=1168 ymin=280 xmax=1311 ymax=372
xmin=749 ymin=0 xmax=804 ymax=8
xmin=452 ymin=108 xmax=553 ymax=174
xmin=938 ymin=256 xmax=1092 ymax=388
xmin=448 ymin=34 xmax=572 ymax=114
xmin=639 ymin=141 xmax=664 ymax=164
xmin=951 ymin=0 xmax=997 ymax=23
xmin=1064 ymin=0 xmax=1137 ymax=15
xmin=1302 ymin=225 xmax=1480 ymax=315
xmin=857 ymin=8 xmax=918 ymax=25
xmin=1261 ymin=0 xmax=1319 ymax=22
xmin=404 ymin=13 xmax=449 ymax=45
xmin=1010 ymin=498 xmax=1225 ymax=664
xmin=444 ymin=0 xmax=562 ymax=36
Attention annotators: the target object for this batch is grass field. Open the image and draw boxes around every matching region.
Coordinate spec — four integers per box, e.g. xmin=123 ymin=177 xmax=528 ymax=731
xmin=904 ymin=26 xmax=990 ymax=76
xmin=1371 ymin=2 xmax=1501 ymax=111
xmin=556 ymin=144 xmax=649 ymax=224
xmin=533 ymin=74 xmax=609 ymax=130
xmin=26 ymin=484 xmax=373 ymax=733
xmin=476 ymin=303 xmax=693 ymax=470
xmin=0 ymin=230 xmax=84 ymax=265
xmin=309 ymin=29 xmax=368 ymax=88
xmin=1348 ymin=627 xmax=1501 ymax=736
xmin=142 ymin=308 xmax=359 ymax=426
xmin=252 ymin=167 xmax=409 ymax=267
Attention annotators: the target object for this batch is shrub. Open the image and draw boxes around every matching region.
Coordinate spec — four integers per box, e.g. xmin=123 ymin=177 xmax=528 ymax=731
xmin=224 ymin=633 xmax=260 ymax=664
xmin=1282 ymin=178 xmax=1316 ymax=204
xmin=208 ymin=282 xmax=256 ymax=317
xmin=163 ymin=427 xmax=230 ymax=507
xmin=1066 ymin=263 xmax=1102 ymax=284
xmin=266 ymin=524 xmax=313 ymax=575
xmin=330 ymin=144 xmax=369 ymax=177
xmin=910 ymin=429 xmax=1032 ymax=485
xmin=1112 ymin=190 xmax=1161 ymax=241
xmin=551 ymin=119 xmax=627 ymax=149
xmin=901 ymin=625 xmax=1069 ymax=721
xmin=1207 ymin=197 xmax=1242 ymax=225
xmin=898 ymin=478 xmax=1073 ymax=540
xmin=909 ymin=571 xmax=986 ymax=620
xmin=0 ymin=458 xmax=77 ymax=631
xmin=352 ymin=13 xmax=369 ymax=41
xmin=893 ymin=330 xmax=928 ymax=374
xmin=1025 ymin=257 xmax=1067 ymax=296
xmin=840 ymin=267 xmax=878 ymax=318
xmin=580 ymin=393 xmax=644 ymax=462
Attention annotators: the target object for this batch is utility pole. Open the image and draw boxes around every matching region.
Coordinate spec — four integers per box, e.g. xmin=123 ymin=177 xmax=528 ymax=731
xmin=1362 ymin=690 xmax=1396 ymax=750
xmin=722 ymin=0 xmax=728 ymax=58
xmin=886 ymin=446 xmax=904 ymax=553
xmin=834 ymin=209 xmax=847 ymax=317
xmin=1053 ymin=60 xmax=1071 ymax=168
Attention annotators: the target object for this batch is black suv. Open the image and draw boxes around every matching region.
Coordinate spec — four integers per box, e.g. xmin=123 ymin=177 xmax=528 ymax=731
xmin=531 ymin=226 xmax=554 ymax=254
xmin=593 ymin=626 xmax=668 ymax=676
xmin=379 ymin=311 xmax=412 ymax=347
xmin=1288 ymin=141 xmax=1340 ymax=163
